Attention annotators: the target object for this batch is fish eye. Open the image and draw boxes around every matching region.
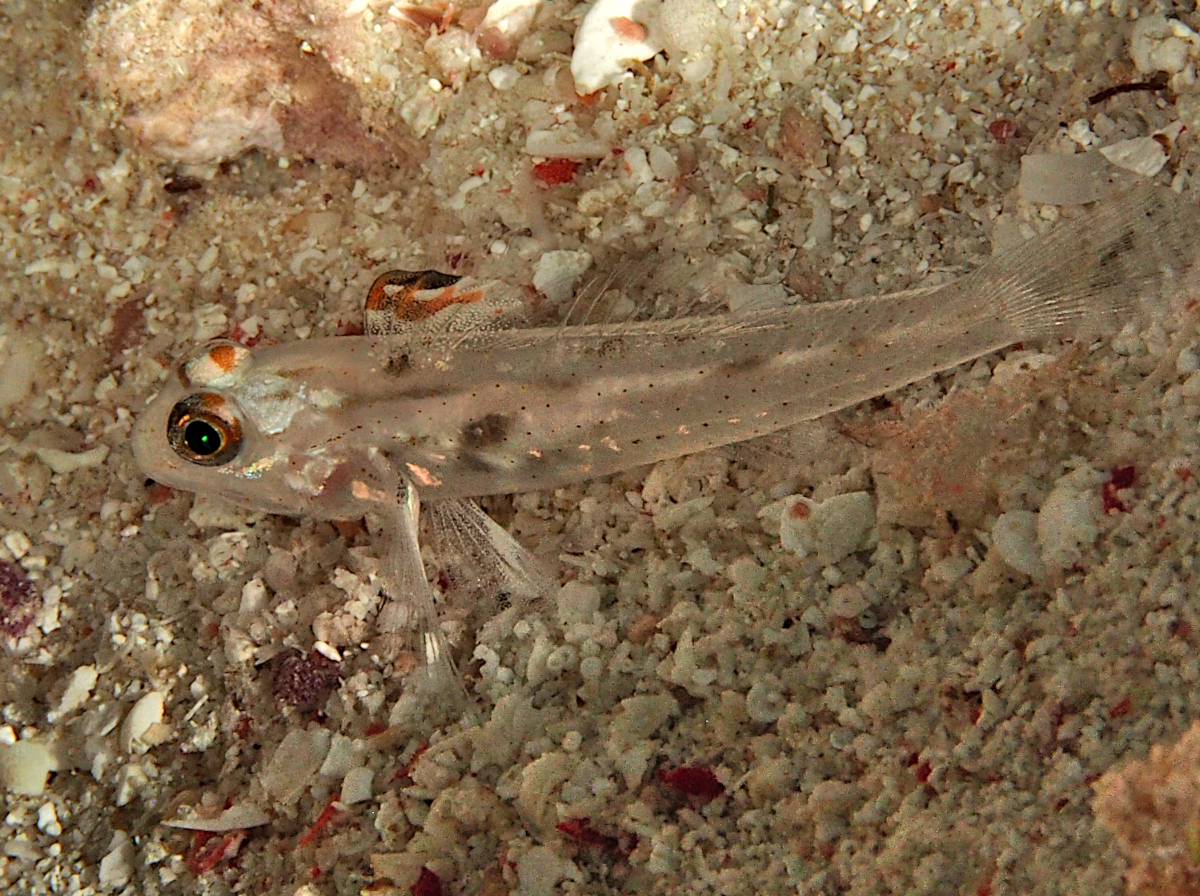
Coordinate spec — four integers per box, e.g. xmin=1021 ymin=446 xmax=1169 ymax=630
xmin=167 ymin=393 xmax=243 ymax=466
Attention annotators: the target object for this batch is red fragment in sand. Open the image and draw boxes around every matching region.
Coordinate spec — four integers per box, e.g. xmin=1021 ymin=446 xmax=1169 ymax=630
xmin=989 ymin=119 xmax=1018 ymax=144
xmin=186 ymin=830 xmax=246 ymax=875
xmin=658 ymin=765 xmax=724 ymax=802
xmin=789 ymin=499 xmax=811 ymax=519
xmin=532 ymin=158 xmax=579 ymax=185
xmin=228 ymin=320 xmax=264 ymax=347
xmin=393 ymin=743 xmax=429 ymax=782
xmin=1102 ymin=465 xmax=1136 ymax=514
xmin=410 ymin=866 xmax=443 ymax=896
xmin=557 ymin=818 xmax=622 ymax=854
xmin=298 ymin=799 xmax=343 ymax=847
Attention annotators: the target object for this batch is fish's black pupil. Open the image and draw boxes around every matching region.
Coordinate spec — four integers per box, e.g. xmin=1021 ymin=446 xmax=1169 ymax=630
xmin=184 ymin=419 xmax=222 ymax=456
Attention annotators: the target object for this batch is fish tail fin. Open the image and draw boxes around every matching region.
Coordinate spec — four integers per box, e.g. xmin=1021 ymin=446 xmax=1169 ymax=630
xmin=972 ymin=184 xmax=1200 ymax=341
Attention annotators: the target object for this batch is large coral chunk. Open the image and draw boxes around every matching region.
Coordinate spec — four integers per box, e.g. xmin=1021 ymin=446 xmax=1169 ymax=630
xmin=85 ymin=0 xmax=421 ymax=168
xmin=1094 ymin=721 xmax=1200 ymax=896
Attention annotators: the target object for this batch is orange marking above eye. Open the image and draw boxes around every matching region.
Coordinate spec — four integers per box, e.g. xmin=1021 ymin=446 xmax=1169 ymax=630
xmin=208 ymin=342 xmax=240 ymax=372
xmin=366 ymin=269 xmax=483 ymax=322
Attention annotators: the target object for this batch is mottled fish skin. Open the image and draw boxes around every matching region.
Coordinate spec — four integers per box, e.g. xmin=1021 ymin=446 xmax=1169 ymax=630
xmin=133 ymin=186 xmax=1199 ymax=516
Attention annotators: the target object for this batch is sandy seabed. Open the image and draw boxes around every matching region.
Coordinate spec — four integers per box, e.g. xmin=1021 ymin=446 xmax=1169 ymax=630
xmin=3 ymin=1 xmax=1200 ymax=894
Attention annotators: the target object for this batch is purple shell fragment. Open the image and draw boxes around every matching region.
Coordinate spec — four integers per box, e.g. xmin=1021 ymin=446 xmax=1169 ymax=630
xmin=0 ymin=560 xmax=38 ymax=638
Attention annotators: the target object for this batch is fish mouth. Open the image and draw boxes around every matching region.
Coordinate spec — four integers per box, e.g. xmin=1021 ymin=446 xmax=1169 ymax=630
xmin=130 ymin=390 xmax=184 ymax=485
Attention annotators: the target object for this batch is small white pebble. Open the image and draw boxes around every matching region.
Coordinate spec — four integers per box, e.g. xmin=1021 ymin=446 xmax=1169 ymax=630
xmin=833 ymin=28 xmax=859 ymax=54
xmin=36 ymin=802 xmax=62 ymax=836
xmin=1037 ymin=475 xmax=1101 ymax=572
xmin=196 ymin=244 xmax=219 ymax=274
xmin=487 ymin=65 xmax=520 ymax=91
xmin=1130 ymin=14 xmax=1190 ymax=74
xmin=580 ymin=656 xmax=604 ymax=681
xmin=313 ymin=641 xmax=342 ymax=662
xmin=0 ymin=741 xmax=58 ymax=796
xmin=779 ymin=492 xmax=875 ymax=565
xmin=121 ymin=691 xmax=164 ymax=754
xmin=991 ymin=511 xmax=1045 ymax=578
xmin=3 ymin=531 xmax=31 ymax=560
xmin=1099 ymin=136 xmax=1168 ymax=177
xmin=1177 ymin=346 xmax=1199 ymax=374
xmin=648 ymin=145 xmax=678 ymax=180
xmin=99 ymin=832 xmax=133 ymax=890
xmin=669 ymin=116 xmax=697 ymax=136
xmin=340 ymin=766 xmax=373 ymax=805
xmin=533 ymin=249 xmax=593 ymax=303
xmin=571 ymin=0 xmax=660 ymax=93
xmin=50 ymin=665 xmax=98 ymax=720
xmin=843 ymin=133 xmax=867 ymax=158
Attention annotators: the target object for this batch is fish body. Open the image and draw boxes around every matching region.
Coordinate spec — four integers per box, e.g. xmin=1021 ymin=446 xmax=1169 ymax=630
xmin=131 ymin=186 xmax=1200 ymax=703
xmin=133 ymin=187 xmax=1196 ymax=512
xmin=134 ymin=285 xmax=1022 ymax=508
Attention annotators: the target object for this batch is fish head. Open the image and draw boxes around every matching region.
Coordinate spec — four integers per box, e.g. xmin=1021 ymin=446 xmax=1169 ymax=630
xmin=133 ymin=339 xmax=393 ymax=520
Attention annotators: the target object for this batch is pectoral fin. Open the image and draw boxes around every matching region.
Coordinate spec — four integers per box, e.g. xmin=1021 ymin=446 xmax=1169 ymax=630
xmin=425 ymin=497 xmax=553 ymax=614
xmin=376 ymin=477 xmax=466 ymax=714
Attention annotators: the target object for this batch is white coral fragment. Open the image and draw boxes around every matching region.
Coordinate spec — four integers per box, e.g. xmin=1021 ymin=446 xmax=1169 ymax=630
xmin=1036 ymin=470 xmax=1103 ymax=573
xmin=163 ymin=802 xmax=271 ymax=831
xmin=533 ymin=249 xmax=593 ymax=303
xmin=48 ymin=665 xmax=98 ymax=722
xmin=1100 ymin=136 xmax=1169 ymax=177
xmin=1130 ymin=14 xmax=1194 ymax=75
xmin=120 ymin=691 xmax=165 ymax=753
xmin=0 ymin=741 xmax=60 ymax=796
xmin=778 ymin=492 xmax=876 ymax=566
xmin=991 ymin=511 xmax=1045 ymax=579
xmin=481 ymin=0 xmax=542 ymax=42
xmin=571 ymin=0 xmax=661 ymax=94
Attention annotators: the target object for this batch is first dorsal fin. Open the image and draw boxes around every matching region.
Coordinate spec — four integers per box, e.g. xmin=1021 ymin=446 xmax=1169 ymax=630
xmin=362 ymin=268 xmax=530 ymax=354
xmin=365 ymin=269 xmax=486 ymax=335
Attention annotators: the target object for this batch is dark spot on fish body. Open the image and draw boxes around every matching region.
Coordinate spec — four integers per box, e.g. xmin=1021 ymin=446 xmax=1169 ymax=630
xmin=462 ymin=413 xmax=510 ymax=448
xmin=595 ymin=337 xmax=625 ymax=358
xmin=719 ymin=353 xmax=765 ymax=376
xmin=458 ymin=451 xmax=496 ymax=473
xmin=537 ymin=376 xmax=578 ymax=393
xmin=275 ymin=366 xmax=324 ymax=379
xmin=384 ymin=353 xmax=411 ymax=376
xmin=387 ymin=383 xmax=461 ymax=401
